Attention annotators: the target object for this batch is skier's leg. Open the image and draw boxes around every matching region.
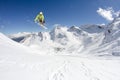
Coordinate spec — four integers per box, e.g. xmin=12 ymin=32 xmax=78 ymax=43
xmin=39 ymin=20 xmax=44 ymax=25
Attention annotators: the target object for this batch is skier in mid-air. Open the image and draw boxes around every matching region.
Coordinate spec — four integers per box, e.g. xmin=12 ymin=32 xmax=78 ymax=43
xmin=34 ymin=12 xmax=47 ymax=29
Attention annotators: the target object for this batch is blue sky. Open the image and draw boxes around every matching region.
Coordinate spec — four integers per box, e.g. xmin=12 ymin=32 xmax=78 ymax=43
xmin=0 ymin=0 xmax=120 ymax=34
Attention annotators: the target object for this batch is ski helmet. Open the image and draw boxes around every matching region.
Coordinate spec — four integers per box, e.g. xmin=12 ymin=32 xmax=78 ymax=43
xmin=40 ymin=12 xmax=43 ymax=14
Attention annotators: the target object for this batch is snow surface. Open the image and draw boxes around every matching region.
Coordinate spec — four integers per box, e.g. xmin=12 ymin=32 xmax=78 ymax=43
xmin=1 ymin=32 xmax=120 ymax=80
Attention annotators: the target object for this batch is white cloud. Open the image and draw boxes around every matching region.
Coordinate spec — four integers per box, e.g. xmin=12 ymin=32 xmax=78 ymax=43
xmin=97 ymin=7 xmax=120 ymax=21
xmin=97 ymin=7 xmax=114 ymax=21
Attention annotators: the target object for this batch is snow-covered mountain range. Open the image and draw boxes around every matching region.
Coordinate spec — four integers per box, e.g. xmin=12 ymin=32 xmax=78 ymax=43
xmin=1 ymin=29 xmax=120 ymax=80
xmin=8 ymin=25 xmax=104 ymax=55
xmin=8 ymin=16 xmax=120 ymax=56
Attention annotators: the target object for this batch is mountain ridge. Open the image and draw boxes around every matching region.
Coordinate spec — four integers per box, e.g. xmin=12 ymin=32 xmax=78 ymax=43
xmin=6 ymin=16 xmax=120 ymax=56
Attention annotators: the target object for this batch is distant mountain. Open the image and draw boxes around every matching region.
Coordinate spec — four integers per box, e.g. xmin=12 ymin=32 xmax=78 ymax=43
xmin=92 ymin=16 xmax=120 ymax=56
xmin=8 ymin=24 xmax=106 ymax=55
xmin=7 ymin=16 xmax=120 ymax=56
xmin=8 ymin=32 xmax=32 ymax=42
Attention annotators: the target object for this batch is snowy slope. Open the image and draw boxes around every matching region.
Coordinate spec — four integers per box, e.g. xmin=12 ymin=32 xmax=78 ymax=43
xmin=91 ymin=16 xmax=120 ymax=56
xmin=80 ymin=24 xmax=105 ymax=33
xmin=1 ymin=32 xmax=120 ymax=80
xmin=104 ymin=16 xmax=120 ymax=43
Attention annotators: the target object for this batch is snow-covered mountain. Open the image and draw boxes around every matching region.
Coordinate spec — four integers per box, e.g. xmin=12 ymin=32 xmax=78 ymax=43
xmin=9 ymin=25 xmax=106 ymax=55
xmin=1 ymin=32 xmax=120 ymax=80
xmin=80 ymin=24 xmax=105 ymax=33
xmin=104 ymin=16 xmax=120 ymax=43
xmin=91 ymin=16 xmax=120 ymax=56
xmin=8 ymin=16 xmax=120 ymax=56
xmin=8 ymin=32 xmax=32 ymax=42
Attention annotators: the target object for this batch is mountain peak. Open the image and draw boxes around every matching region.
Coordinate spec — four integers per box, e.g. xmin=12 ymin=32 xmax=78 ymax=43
xmin=104 ymin=14 xmax=120 ymax=43
xmin=68 ymin=26 xmax=80 ymax=30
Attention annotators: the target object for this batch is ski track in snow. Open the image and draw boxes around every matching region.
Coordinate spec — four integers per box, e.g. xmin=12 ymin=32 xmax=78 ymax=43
xmin=47 ymin=57 xmax=120 ymax=80
xmin=48 ymin=60 xmax=72 ymax=80
xmin=1 ymin=52 xmax=120 ymax=80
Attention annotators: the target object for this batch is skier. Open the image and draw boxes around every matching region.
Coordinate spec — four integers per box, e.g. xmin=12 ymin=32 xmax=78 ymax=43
xmin=34 ymin=12 xmax=46 ymax=28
